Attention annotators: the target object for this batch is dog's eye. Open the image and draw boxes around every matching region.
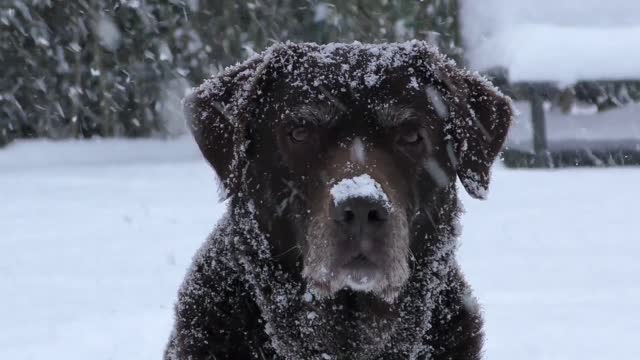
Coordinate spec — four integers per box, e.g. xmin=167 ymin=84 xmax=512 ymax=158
xmin=290 ymin=127 xmax=310 ymax=143
xmin=397 ymin=130 xmax=422 ymax=145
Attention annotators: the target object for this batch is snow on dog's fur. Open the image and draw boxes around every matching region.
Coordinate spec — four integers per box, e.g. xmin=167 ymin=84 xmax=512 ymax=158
xmin=165 ymin=41 xmax=512 ymax=360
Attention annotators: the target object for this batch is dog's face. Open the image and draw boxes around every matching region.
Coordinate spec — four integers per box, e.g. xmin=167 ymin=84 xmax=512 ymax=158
xmin=186 ymin=42 xmax=512 ymax=301
xmin=266 ymin=74 xmax=453 ymax=300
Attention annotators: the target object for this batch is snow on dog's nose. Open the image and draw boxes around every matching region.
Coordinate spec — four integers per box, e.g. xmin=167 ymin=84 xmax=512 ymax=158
xmin=327 ymin=174 xmax=395 ymax=293
xmin=329 ymin=174 xmax=393 ymax=255
xmin=329 ymin=174 xmax=392 ymax=212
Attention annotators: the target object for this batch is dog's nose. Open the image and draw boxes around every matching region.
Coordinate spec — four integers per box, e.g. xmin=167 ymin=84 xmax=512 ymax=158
xmin=331 ymin=197 xmax=389 ymax=231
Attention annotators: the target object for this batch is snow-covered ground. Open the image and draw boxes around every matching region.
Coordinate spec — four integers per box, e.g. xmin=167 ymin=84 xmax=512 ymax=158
xmin=2 ymin=137 xmax=639 ymax=359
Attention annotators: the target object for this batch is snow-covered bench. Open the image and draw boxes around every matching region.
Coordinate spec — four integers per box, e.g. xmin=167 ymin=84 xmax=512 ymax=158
xmin=460 ymin=0 xmax=640 ymax=167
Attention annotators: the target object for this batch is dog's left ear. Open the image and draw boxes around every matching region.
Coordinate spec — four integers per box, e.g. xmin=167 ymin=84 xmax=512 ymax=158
xmin=444 ymin=71 xmax=513 ymax=199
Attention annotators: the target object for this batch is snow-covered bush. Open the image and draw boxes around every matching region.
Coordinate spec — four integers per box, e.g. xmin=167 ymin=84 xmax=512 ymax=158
xmin=0 ymin=0 xmax=461 ymax=146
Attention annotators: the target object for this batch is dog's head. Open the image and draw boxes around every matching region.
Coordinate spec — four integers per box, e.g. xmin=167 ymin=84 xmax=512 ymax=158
xmin=186 ymin=42 xmax=512 ymax=301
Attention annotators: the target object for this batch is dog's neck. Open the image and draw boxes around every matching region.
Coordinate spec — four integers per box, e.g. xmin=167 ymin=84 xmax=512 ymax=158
xmin=228 ymin=192 xmax=463 ymax=359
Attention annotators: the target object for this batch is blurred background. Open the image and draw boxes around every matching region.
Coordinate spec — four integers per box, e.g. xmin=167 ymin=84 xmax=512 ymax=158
xmin=1 ymin=0 xmax=639 ymax=167
xmin=1 ymin=1 xmax=639 ymax=359
xmin=0 ymin=0 xmax=462 ymax=144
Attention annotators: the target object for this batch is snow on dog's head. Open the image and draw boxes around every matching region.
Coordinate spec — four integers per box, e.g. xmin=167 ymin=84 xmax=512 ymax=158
xmin=185 ymin=41 xmax=513 ymax=301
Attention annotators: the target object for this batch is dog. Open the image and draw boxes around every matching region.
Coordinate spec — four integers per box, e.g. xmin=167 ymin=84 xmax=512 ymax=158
xmin=165 ymin=41 xmax=512 ymax=360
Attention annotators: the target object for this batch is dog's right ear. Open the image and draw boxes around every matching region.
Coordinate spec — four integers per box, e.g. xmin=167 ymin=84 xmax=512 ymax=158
xmin=184 ymin=57 xmax=265 ymax=199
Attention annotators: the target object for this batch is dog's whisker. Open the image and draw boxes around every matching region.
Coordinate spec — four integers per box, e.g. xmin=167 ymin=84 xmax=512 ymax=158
xmin=423 ymin=207 xmax=437 ymax=228
xmin=274 ymin=244 xmax=301 ymax=258
xmin=407 ymin=248 xmax=418 ymax=275
xmin=282 ymin=179 xmax=307 ymax=201
xmin=275 ymin=195 xmax=291 ymax=216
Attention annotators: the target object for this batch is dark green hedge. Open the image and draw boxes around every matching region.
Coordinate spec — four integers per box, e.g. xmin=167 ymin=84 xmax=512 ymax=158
xmin=0 ymin=0 xmax=461 ymax=146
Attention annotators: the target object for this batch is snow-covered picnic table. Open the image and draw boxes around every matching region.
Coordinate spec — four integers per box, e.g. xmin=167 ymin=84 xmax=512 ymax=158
xmin=461 ymin=0 xmax=640 ymax=166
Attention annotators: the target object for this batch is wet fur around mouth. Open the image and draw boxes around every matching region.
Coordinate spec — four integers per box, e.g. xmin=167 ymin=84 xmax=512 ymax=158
xmin=165 ymin=41 xmax=512 ymax=360
xmin=301 ymin=209 xmax=411 ymax=302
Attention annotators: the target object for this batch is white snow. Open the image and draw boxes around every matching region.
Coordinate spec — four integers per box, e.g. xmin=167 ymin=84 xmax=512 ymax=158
xmin=460 ymin=167 xmax=640 ymax=360
xmin=158 ymin=41 xmax=173 ymax=62
xmin=408 ymin=76 xmax=420 ymax=90
xmin=364 ymin=73 xmax=380 ymax=87
xmin=1 ymin=137 xmax=640 ymax=359
xmin=122 ymin=0 xmax=141 ymax=9
xmin=345 ymin=275 xmax=376 ymax=292
xmin=303 ymin=291 xmax=314 ymax=302
xmin=423 ymin=158 xmax=449 ymax=187
xmin=313 ymin=3 xmax=331 ymax=23
xmin=426 ymin=86 xmax=448 ymax=119
xmin=350 ymin=137 xmax=366 ymax=164
xmin=329 ymin=174 xmax=391 ymax=210
xmin=157 ymin=78 xmax=190 ymax=136
xmin=394 ymin=19 xmax=411 ymax=40
xmin=461 ymin=0 xmax=640 ymax=83
xmin=95 ymin=14 xmax=121 ymax=51
xmin=0 ymin=137 xmax=219 ymax=360
xmin=306 ymin=311 xmax=318 ymax=320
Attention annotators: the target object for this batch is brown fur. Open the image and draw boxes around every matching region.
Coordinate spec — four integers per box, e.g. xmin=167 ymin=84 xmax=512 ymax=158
xmin=166 ymin=42 xmax=512 ymax=360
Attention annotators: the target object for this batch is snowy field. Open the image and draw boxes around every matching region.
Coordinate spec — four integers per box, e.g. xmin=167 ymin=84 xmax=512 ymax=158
xmin=1 ymin=137 xmax=639 ymax=359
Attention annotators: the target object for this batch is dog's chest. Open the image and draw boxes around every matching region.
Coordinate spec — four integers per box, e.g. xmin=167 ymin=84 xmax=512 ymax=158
xmin=250 ymin=291 xmax=432 ymax=360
